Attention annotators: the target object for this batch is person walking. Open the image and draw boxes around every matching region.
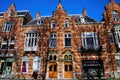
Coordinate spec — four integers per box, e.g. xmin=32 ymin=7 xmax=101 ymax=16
xmin=32 ymin=71 xmax=38 ymax=80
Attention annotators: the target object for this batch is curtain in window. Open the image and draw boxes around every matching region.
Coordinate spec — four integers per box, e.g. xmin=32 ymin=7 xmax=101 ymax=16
xmin=22 ymin=56 xmax=29 ymax=72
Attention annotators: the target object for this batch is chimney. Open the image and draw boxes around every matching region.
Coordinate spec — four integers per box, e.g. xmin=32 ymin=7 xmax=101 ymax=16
xmin=82 ymin=8 xmax=87 ymax=17
xmin=36 ymin=11 xmax=40 ymax=19
xmin=110 ymin=0 xmax=114 ymax=2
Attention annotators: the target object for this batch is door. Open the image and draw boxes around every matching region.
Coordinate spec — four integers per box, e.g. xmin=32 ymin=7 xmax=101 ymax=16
xmin=49 ymin=62 xmax=57 ymax=78
xmin=64 ymin=62 xmax=73 ymax=78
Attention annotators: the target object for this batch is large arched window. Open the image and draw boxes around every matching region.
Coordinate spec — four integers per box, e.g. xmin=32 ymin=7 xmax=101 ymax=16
xmin=112 ymin=11 xmax=120 ymax=21
xmin=21 ymin=56 xmax=29 ymax=73
xmin=33 ymin=56 xmax=40 ymax=72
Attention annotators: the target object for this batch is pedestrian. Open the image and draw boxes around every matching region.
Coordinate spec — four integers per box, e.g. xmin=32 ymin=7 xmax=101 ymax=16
xmin=32 ymin=71 xmax=38 ymax=80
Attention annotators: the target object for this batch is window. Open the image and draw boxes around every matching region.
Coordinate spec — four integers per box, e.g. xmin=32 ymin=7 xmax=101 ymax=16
xmin=8 ymin=10 xmax=12 ymax=17
xmin=81 ymin=32 xmax=99 ymax=49
xmin=1 ymin=38 xmax=7 ymax=49
xmin=21 ymin=56 xmax=29 ymax=73
xmin=108 ymin=32 xmax=114 ymax=44
xmin=49 ymin=55 xmax=57 ymax=61
xmin=116 ymin=59 xmax=120 ymax=72
xmin=24 ymin=32 xmax=39 ymax=51
xmin=51 ymin=21 xmax=56 ymax=28
xmin=64 ymin=20 xmax=69 ymax=28
xmin=79 ymin=15 xmax=85 ymax=23
xmin=37 ymin=19 xmax=43 ymax=25
xmin=64 ymin=54 xmax=72 ymax=61
xmin=37 ymin=19 xmax=41 ymax=25
xmin=64 ymin=33 xmax=71 ymax=47
xmin=64 ymin=64 xmax=73 ymax=71
xmin=115 ymin=28 xmax=120 ymax=48
xmin=33 ymin=56 xmax=40 ymax=71
xmin=49 ymin=65 xmax=52 ymax=71
xmin=2 ymin=22 xmax=12 ymax=32
xmin=9 ymin=37 xmax=14 ymax=49
xmin=115 ymin=53 xmax=120 ymax=72
xmin=49 ymin=33 xmax=56 ymax=48
xmin=112 ymin=11 xmax=120 ymax=21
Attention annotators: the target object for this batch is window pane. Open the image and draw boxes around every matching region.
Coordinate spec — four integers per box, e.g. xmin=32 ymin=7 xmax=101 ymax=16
xmin=54 ymin=65 xmax=57 ymax=72
xmin=33 ymin=56 xmax=40 ymax=71
xmin=65 ymin=38 xmax=71 ymax=47
xmin=69 ymin=55 xmax=72 ymax=60
xmin=22 ymin=61 xmax=26 ymax=72
xmin=69 ymin=65 xmax=73 ymax=71
xmin=49 ymin=65 xmax=52 ymax=71
xmin=1 ymin=44 xmax=7 ymax=49
xmin=53 ymin=55 xmax=56 ymax=61
xmin=9 ymin=44 xmax=14 ymax=49
xmin=64 ymin=55 xmax=68 ymax=61
xmin=65 ymin=65 xmax=68 ymax=71
xmin=49 ymin=55 xmax=52 ymax=61
xmin=50 ymin=39 xmax=56 ymax=47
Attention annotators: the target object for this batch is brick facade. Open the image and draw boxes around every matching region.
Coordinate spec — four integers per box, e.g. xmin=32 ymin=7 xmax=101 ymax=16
xmin=0 ymin=0 xmax=120 ymax=79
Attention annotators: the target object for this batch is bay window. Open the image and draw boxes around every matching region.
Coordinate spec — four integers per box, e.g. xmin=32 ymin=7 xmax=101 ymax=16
xmin=24 ymin=31 xmax=39 ymax=51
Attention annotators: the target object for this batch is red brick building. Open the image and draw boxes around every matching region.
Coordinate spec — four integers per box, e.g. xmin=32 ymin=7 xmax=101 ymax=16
xmin=0 ymin=0 xmax=120 ymax=79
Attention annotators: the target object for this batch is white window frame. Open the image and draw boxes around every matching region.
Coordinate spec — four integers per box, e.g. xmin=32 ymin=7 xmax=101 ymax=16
xmin=51 ymin=21 xmax=56 ymax=28
xmin=115 ymin=53 xmax=120 ymax=72
xmin=21 ymin=56 xmax=29 ymax=73
xmin=1 ymin=38 xmax=7 ymax=49
xmin=49 ymin=33 xmax=56 ymax=48
xmin=33 ymin=56 xmax=40 ymax=72
xmin=2 ymin=22 xmax=12 ymax=32
xmin=64 ymin=33 xmax=71 ymax=47
xmin=64 ymin=20 xmax=69 ymax=28
xmin=115 ymin=28 xmax=120 ymax=48
xmin=24 ymin=32 xmax=39 ymax=51
xmin=79 ymin=15 xmax=85 ymax=23
xmin=81 ymin=32 xmax=99 ymax=49
xmin=9 ymin=37 xmax=15 ymax=49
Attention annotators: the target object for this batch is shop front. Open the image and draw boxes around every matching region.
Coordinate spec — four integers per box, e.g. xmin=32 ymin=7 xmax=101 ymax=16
xmin=82 ymin=60 xmax=104 ymax=78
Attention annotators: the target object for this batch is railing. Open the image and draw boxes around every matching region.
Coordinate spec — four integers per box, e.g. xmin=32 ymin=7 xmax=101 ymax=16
xmin=79 ymin=46 xmax=102 ymax=54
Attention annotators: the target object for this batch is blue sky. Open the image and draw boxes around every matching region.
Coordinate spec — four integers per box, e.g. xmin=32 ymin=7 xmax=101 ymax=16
xmin=0 ymin=0 xmax=119 ymax=21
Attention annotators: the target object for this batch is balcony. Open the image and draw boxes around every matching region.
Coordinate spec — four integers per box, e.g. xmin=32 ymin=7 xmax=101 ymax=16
xmin=79 ymin=46 xmax=102 ymax=54
xmin=24 ymin=46 xmax=38 ymax=52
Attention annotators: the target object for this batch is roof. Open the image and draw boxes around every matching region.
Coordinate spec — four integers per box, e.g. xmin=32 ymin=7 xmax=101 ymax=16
xmin=0 ymin=12 xmax=4 ymax=17
xmin=26 ymin=17 xmax=46 ymax=25
xmin=69 ymin=14 xmax=96 ymax=23
xmin=25 ymin=14 xmax=96 ymax=26
xmin=0 ymin=10 xmax=29 ymax=17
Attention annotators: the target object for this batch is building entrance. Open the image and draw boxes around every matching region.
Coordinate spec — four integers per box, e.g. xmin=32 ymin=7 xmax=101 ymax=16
xmin=82 ymin=60 xmax=104 ymax=78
